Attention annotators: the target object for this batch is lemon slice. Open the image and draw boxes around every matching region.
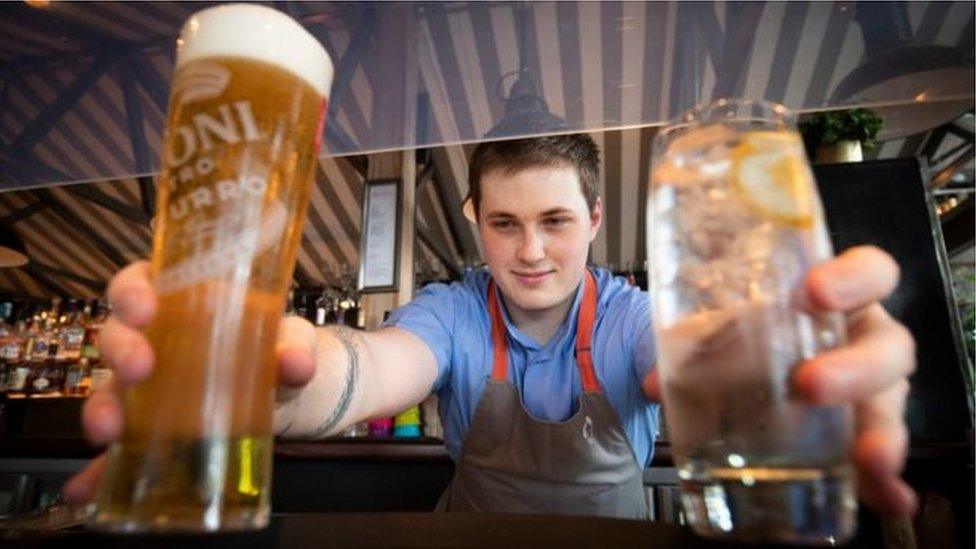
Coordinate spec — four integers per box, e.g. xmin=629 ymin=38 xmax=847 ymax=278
xmin=731 ymin=133 xmax=814 ymax=227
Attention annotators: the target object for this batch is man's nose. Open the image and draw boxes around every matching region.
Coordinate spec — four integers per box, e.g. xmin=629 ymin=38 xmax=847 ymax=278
xmin=516 ymin=228 xmax=546 ymax=264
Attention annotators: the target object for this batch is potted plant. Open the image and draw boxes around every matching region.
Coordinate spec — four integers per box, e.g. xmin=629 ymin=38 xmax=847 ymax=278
xmin=799 ymin=108 xmax=884 ymax=163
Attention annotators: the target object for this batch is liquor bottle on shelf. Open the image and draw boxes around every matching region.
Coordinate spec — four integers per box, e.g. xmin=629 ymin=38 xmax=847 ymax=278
xmin=43 ymin=315 xmax=60 ymax=367
xmin=294 ymin=291 xmax=309 ymax=321
xmin=24 ymin=313 xmax=44 ymax=363
xmin=5 ymin=361 xmax=29 ymax=396
xmin=79 ymin=300 xmax=106 ymax=395
xmin=314 ymin=288 xmax=329 ymax=327
xmin=20 ymin=313 xmax=46 ymax=396
xmin=58 ymin=300 xmax=86 ymax=363
xmin=81 ymin=302 xmax=101 ymax=360
xmin=4 ymin=320 xmax=30 ymax=396
xmin=0 ymin=304 xmax=17 ymax=392
xmin=77 ymin=357 xmax=93 ymax=396
xmin=28 ymin=337 xmax=63 ymax=397
xmin=64 ymin=357 xmax=89 ymax=397
xmin=89 ymin=357 xmax=112 ymax=393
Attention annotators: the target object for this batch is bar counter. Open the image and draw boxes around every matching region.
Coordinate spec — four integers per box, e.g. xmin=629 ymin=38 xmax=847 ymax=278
xmin=0 ymin=397 xmax=971 ymax=547
xmin=4 ymin=511 xmax=826 ymax=548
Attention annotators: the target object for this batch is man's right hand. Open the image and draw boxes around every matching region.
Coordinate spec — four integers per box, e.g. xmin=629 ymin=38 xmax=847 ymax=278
xmin=61 ymin=261 xmax=318 ymax=504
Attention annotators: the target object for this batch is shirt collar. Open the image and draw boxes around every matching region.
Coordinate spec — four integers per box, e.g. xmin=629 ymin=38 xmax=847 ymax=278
xmin=491 ymin=274 xmax=586 ymax=353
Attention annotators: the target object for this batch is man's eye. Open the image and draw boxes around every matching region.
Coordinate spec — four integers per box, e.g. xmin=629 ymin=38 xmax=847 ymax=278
xmin=544 ymin=217 xmax=570 ymax=227
xmin=492 ymin=220 xmax=515 ymax=230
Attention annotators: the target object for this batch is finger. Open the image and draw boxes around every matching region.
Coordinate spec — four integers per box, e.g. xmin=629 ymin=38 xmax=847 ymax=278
xmin=62 ymin=453 xmax=108 ymax=504
xmin=852 ymin=380 xmax=918 ymax=517
xmin=99 ymin=316 xmax=154 ymax=385
xmin=276 ymin=315 xmax=316 ymax=388
xmin=642 ymin=367 xmax=662 ymax=403
xmin=803 ymin=246 xmax=900 ymax=313
xmin=794 ymin=305 xmax=915 ymax=405
xmin=106 ymin=261 xmax=157 ymax=328
xmin=855 ymin=429 xmax=918 ymax=518
xmin=81 ymin=382 xmax=124 ymax=446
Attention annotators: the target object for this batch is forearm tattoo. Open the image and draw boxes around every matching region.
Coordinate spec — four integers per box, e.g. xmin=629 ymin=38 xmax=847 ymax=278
xmin=313 ymin=327 xmax=361 ymax=437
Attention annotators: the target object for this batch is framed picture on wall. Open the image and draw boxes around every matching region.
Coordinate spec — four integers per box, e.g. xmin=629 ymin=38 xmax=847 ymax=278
xmin=357 ymin=178 xmax=401 ymax=293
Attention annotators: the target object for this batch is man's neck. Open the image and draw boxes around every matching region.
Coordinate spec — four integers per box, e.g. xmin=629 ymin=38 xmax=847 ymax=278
xmin=501 ymin=284 xmax=580 ymax=347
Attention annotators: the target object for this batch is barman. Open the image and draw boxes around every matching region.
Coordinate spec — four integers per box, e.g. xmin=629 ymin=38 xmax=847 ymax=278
xmin=64 ymin=135 xmax=916 ymax=519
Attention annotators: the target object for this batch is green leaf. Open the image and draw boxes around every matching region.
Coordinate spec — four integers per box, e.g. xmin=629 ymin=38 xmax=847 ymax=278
xmin=798 ymin=108 xmax=884 ymax=150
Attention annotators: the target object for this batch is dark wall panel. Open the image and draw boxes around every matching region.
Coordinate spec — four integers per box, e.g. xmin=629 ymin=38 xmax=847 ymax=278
xmin=815 ymin=158 xmax=972 ymax=442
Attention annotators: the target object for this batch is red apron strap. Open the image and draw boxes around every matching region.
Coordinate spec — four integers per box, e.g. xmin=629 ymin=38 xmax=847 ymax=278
xmin=575 ymin=270 xmax=601 ymax=393
xmin=487 ymin=271 xmax=601 ymax=392
xmin=487 ymin=280 xmax=510 ymax=381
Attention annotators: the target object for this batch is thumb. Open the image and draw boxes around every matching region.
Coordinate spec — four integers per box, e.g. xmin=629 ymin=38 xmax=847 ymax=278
xmin=276 ymin=315 xmax=316 ymax=390
xmin=642 ymin=367 xmax=662 ymax=403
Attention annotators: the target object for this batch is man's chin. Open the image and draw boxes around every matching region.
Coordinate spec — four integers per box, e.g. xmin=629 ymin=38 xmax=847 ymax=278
xmin=505 ymin=289 xmax=561 ymax=312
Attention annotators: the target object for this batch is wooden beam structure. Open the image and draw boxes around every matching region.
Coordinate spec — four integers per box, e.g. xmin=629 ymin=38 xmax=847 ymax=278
xmin=12 ymin=50 xmax=122 ymax=152
xmin=29 ymin=261 xmax=105 ymax=293
xmin=32 ymin=188 xmax=129 ymax=269
xmin=118 ymin=60 xmax=156 ymax=217
xmin=0 ymin=200 xmax=49 ymax=228
xmin=64 ymin=184 xmax=151 ymax=225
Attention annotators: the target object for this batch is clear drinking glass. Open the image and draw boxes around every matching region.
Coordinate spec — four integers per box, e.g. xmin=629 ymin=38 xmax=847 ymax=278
xmin=647 ymin=99 xmax=856 ymax=544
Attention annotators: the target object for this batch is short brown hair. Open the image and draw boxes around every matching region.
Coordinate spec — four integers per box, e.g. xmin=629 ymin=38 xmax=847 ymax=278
xmin=468 ymin=134 xmax=601 ymax=219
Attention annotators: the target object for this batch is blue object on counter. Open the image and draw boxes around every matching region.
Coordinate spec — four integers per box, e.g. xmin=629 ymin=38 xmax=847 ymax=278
xmin=393 ymin=425 xmax=422 ymax=437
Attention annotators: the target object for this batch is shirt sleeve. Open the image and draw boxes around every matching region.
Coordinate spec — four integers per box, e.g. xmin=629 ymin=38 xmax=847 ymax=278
xmin=382 ymin=282 xmax=456 ymax=392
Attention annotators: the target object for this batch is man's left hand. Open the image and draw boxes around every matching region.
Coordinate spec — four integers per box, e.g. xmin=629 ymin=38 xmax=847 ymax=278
xmin=795 ymin=245 xmax=917 ymax=518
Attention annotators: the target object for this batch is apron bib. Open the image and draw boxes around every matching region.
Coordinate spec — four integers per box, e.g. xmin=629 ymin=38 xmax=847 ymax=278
xmin=436 ymin=271 xmax=649 ymax=519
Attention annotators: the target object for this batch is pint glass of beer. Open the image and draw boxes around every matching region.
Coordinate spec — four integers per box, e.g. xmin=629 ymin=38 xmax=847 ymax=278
xmin=648 ymin=100 xmax=856 ymax=544
xmin=91 ymin=4 xmax=333 ymax=532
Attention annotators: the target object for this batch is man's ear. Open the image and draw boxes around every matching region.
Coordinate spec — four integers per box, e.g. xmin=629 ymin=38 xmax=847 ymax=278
xmin=589 ymin=197 xmax=603 ymax=242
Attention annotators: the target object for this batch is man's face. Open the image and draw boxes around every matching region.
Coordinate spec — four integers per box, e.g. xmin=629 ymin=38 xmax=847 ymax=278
xmin=477 ymin=164 xmax=602 ymax=314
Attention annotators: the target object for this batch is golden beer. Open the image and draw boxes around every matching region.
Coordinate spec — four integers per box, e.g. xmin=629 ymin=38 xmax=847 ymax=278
xmin=92 ymin=5 xmax=333 ymax=532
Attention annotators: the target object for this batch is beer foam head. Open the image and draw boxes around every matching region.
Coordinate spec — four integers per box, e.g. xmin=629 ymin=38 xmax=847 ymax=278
xmin=176 ymin=3 xmax=333 ymax=97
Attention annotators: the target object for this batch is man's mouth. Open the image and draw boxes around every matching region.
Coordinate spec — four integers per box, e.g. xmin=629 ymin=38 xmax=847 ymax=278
xmin=512 ymin=270 xmax=554 ymax=285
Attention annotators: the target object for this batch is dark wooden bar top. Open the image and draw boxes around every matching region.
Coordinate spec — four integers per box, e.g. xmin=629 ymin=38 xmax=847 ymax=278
xmin=5 ymin=512 xmax=816 ymax=548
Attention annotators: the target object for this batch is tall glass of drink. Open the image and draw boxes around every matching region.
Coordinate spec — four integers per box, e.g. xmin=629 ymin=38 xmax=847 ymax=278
xmin=648 ymin=99 xmax=856 ymax=544
xmin=91 ymin=4 xmax=333 ymax=532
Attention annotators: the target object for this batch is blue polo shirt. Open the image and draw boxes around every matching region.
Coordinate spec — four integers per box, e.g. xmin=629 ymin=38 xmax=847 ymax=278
xmin=384 ymin=267 xmax=660 ymax=466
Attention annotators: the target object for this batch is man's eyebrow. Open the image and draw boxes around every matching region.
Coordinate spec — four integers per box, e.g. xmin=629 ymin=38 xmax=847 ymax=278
xmin=540 ymin=208 xmax=574 ymax=216
xmin=483 ymin=211 xmax=515 ymax=219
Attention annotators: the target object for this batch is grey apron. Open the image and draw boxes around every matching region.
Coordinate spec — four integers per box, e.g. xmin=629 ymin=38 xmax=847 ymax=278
xmin=436 ymin=271 xmax=649 ymax=520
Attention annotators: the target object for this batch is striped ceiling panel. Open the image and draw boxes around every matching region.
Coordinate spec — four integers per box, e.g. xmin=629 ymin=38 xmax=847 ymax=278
xmin=0 ymin=1 xmax=971 ymax=298
xmin=0 ymin=18 xmax=79 ymax=62
xmin=0 ymin=266 xmax=50 ymax=300
xmin=0 ymin=1 xmax=971 ymax=189
xmin=408 ymin=1 xmax=973 ymax=142
xmin=0 ymin=192 xmax=117 ymax=298
xmin=0 ymin=151 xmax=468 ymax=298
